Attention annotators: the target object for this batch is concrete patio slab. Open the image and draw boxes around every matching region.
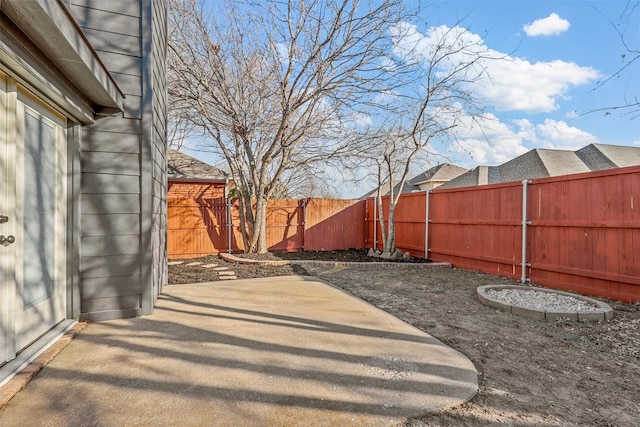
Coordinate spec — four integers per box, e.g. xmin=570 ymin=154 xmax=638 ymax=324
xmin=0 ymin=276 xmax=477 ymax=426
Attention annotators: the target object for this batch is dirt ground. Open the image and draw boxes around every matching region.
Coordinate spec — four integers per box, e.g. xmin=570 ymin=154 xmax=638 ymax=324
xmin=168 ymin=251 xmax=640 ymax=427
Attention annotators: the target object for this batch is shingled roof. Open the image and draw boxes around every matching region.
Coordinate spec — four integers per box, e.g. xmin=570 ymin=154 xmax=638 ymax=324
xmin=360 ymin=163 xmax=468 ymax=198
xmin=439 ymin=143 xmax=640 ymax=189
xmin=411 ymin=164 xmax=469 ymax=185
xmin=167 ymin=148 xmax=228 ymax=181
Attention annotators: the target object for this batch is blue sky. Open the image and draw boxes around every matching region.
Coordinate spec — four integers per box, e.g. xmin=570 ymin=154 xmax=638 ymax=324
xmin=414 ymin=0 xmax=640 ymax=164
xmin=181 ymin=1 xmax=640 ymax=197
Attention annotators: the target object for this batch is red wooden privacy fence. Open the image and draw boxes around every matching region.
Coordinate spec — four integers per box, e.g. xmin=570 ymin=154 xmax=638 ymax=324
xmin=168 ymin=166 xmax=640 ymax=302
xmin=168 ymin=183 xmax=365 ymax=258
xmin=365 ymin=192 xmax=428 ymax=258
xmin=367 ymin=166 xmax=640 ymax=303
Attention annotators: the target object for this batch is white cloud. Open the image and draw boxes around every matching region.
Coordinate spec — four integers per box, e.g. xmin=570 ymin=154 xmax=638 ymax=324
xmin=534 ymin=119 xmax=599 ymax=150
xmin=450 ymin=114 xmax=530 ymax=164
xmin=480 ymin=59 xmax=599 ymax=113
xmin=523 ymin=13 xmax=571 ymax=37
xmin=390 ymin=23 xmax=600 ymax=113
xmin=447 ymin=116 xmax=599 ymax=165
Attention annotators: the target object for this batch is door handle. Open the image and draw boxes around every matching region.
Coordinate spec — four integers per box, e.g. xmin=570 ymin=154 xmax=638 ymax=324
xmin=0 ymin=235 xmax=15 ymax=246
xmin=0 ymin=215 xmax=8 ymax=224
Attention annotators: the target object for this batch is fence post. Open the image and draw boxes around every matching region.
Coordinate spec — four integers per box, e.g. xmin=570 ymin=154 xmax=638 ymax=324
xmin=227 ymin=197 xmax=232 ymax=254
xmin=521 ymin=180 xmax=531 ymax=283
xmin=425 ymin=190 xmax=430 ymax=260
xmin=302 ymin=198 xmax=307 ymax=251
xmin=372 ymin=198 xmax=377 ymax=251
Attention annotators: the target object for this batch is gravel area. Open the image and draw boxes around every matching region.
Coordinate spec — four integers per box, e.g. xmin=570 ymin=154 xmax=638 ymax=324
xmin=485 ymin=288 xmax=600 ymax=312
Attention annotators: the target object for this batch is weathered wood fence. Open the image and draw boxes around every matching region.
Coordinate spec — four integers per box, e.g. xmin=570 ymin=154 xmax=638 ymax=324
xmin=168 ymin=185 xmax=365 ymax=258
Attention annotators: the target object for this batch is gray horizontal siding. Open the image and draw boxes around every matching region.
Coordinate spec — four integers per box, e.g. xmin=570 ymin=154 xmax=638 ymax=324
xmin=82 ymin=194 xmax=141 ymax=214
xmin=82 ymin=28 xmax=141 ymax=57
xmin=71 ymin=0 xmax=140 ymax=17
xmin=82 ymin=235 xmax=141 ymax=256
xmin=80 ymin=254 xmax=142 ymax=278
xmin=81 ymin=276 xmax=143 ymax=300
xmin=151 ymin=0 xmax=168 ymax=306
xmin=84 ymin=115 xmax=142 ymax=133
xmin=83 ymin=152 xmax=140 ymax=176
xmin=123 ymin=95 xmax=143 ymax=118
xmin=70 ymin=5 xmax=140 ymax=37
xmin=110 ymin=72 xmax=142 ymax=96
xmin=83 ymin=173 xmax=140 ymax=194
xmin=73 ymin=0 xmax=165 ymax=320
xmin=83 ymin=152 xmax=140 ymax=175
xmin=93 ymin=51 xmax=142 ymax=76
xmin=81 ymin=214 xmax=140 ymax=236
xmin=81 ymin=131 xmax=140 ymax=153
xmin=81 ymin=295 xmax=141 ymax=314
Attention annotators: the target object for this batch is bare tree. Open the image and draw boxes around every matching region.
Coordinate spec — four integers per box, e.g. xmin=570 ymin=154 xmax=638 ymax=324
xmin=588 ymin=1 xmax=640 ymax=118
xmin=168 ymin=0 xmax=405 ymax=253
xmin=364 ymin=23 xmax=500 ymax=258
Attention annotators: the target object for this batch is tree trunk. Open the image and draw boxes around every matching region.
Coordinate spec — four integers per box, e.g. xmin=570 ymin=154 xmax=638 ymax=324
xmin=248 ymin=196 xmax=269 ymax=254
xmin=376 ymin=194 xmax=387 ymax=253
xmin=236 ymin=195 xmax=250 ymax=252
xmin=386 ymin=203 xmax=396 ymax=254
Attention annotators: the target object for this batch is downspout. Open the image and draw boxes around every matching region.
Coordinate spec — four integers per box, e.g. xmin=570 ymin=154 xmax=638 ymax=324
xmin=521 ymin=180 xmax=531 ymax=283
xmin=425 ymin=190 xmax=430 ymax=260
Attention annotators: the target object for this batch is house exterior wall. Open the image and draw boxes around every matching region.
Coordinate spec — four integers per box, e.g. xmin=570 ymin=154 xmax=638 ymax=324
xmin=149 ymin=0 xmax=168 ymax=305
xmin=70 ymin=0 xmax=167 ymax=320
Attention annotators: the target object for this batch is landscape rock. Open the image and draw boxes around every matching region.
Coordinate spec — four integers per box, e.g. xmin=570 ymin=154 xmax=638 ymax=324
xmin=390 ymin=249 xmax=404 ymax=260
xmin=380 ymin=252 xmax=391 ymax=259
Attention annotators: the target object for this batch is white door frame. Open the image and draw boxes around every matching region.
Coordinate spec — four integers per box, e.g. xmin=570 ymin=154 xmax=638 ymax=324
xmin=13 ymin=87 xmax=68 ymax=351
xmin=0 ymin=72 xmax=72 ymax=369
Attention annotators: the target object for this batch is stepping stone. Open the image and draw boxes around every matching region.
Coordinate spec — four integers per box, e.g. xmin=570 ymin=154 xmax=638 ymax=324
xmin=185 ymin=262 xmax=203 ymax=266
xmin=218 ymin=270 xmax=236 ymax=276
xmin=219 ymin=275 xmax=237 ymax=280
xmin=201 ymin=264 xmax=219 ymax=268
xmin=168 ymin=261 xmax=184 ymax=265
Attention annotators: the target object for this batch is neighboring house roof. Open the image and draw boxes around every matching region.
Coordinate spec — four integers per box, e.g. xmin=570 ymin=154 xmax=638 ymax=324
xmin=439 ymin=143 xmax=640 ymax=189
xmin=360 ymin=164 xmax=468 ymax=198
xmin=360 ymin=179 xmax=420 ymax=199
xmin=167 ymin=149 xmax=228 ymax=182
xmin=411 ymin=164 xmax=469 ymax=185
xmin=576 ymin=143 xmax=640 ymax=169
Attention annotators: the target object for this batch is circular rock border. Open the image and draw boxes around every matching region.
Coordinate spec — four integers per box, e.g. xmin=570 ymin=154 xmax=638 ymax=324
xmin=477 ymin=285 xmax=614 ymax=321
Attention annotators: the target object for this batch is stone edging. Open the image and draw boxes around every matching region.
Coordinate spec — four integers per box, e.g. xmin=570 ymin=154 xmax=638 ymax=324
xmin=218 ymin=252 xmax=452 ymax=268
xmin=477 ymin=285 xmax=614 ymax=321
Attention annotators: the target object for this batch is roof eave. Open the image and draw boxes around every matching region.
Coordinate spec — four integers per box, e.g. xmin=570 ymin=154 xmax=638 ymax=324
xmin=2 ymin=0 xmax=124 ymax=112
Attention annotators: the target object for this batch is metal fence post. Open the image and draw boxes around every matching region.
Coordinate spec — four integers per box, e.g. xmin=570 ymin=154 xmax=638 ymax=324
xmin=227 ymin=196 xmax=232 ymax=254
xmin=372 ymin=198 xmax=377 ymax=251
xmin=521 ymin=180 xmax=531 ymax=283
xmin=425 ymin=190 xmax=430 ymax=260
